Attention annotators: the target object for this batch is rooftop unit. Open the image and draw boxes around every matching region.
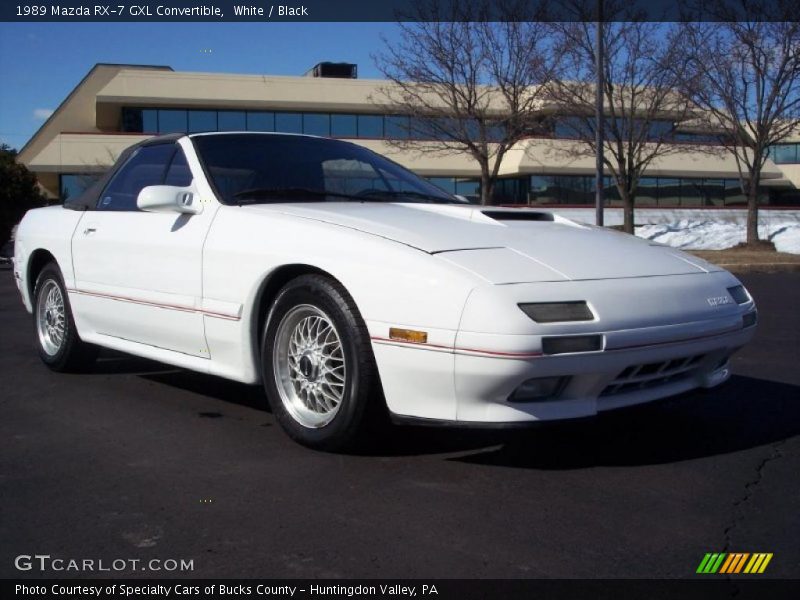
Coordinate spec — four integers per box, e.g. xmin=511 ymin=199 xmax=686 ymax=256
xmin=304 ymin=62 xmax=358 ymax=79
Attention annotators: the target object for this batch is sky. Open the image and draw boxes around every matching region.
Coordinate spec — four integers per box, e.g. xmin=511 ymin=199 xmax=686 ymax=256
xmin=0 ymin=22 xmax=401 ymax=151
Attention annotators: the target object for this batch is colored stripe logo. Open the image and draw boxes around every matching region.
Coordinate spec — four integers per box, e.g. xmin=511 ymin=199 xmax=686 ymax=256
xmin=697 ymin=553 xmax=773 ymax=574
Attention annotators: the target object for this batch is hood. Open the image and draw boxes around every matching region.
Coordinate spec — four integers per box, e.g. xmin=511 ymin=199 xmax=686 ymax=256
xmin=243 ymin=202 xmax=718 ymax=282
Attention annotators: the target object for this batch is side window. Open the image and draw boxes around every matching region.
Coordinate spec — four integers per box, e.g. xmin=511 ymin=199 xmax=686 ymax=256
xmin=97 ymin=144 xmax=175 ymax=211
xmin=164 ymin=148 xmax=193 ymax=187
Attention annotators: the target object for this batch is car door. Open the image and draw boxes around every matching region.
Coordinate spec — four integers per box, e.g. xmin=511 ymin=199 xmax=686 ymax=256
xmin=71 ymin=140 xmax=215 ymax=358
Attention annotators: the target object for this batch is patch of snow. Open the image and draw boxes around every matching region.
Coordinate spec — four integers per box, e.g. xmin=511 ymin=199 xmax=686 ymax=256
xmin=634 ymin=220 xmax=800 ymax=254
xmin=772 ymin=225 xmax=800 ymax=254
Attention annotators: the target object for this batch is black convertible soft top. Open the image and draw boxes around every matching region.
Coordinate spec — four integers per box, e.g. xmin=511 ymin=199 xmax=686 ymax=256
xmin=64 ymin=133 xmax=185 ymax=211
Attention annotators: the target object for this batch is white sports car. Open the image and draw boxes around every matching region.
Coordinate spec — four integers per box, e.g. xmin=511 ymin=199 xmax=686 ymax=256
xmin=13 ymin=132 xmax=757 ymax=450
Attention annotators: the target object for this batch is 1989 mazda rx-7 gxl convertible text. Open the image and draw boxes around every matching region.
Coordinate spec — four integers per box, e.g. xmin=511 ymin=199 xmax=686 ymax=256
xmin=13 ymin=132 xmax=757 ymax=450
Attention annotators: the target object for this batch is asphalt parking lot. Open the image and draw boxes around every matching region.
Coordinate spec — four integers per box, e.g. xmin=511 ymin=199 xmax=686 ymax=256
xmin=1 ymin=269 xmax=798 ymax=579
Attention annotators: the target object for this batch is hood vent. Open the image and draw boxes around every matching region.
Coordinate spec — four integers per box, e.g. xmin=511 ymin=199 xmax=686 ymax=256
xmin=481 ymin=210 xmax=554 ymax=222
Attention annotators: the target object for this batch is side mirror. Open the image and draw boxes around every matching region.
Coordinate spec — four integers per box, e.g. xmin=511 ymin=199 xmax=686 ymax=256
xmin=137 ymin=185 xmax=202 ymax=215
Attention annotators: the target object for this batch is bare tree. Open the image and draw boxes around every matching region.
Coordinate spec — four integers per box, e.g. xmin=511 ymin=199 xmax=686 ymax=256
xmin=372 ymin=0 xmax=558 ymax=204
xmin=546 ymin=6 xmax=700 ymax=233
xmin=680 ymin=1 xmax=800 ymax=244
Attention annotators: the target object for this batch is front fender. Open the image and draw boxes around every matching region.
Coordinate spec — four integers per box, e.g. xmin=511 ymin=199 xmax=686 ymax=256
xmin=14 ymin=206 xmax=86 ymax=313
xmin=201 ymin=207 xmax=482 ymax=385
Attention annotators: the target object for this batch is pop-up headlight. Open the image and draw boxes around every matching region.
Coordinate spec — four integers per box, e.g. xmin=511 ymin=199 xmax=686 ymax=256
xmin=518 ymin=301 xmax=594 ymax=323
xmin=727 ymin=285 xmax=751 ymax=304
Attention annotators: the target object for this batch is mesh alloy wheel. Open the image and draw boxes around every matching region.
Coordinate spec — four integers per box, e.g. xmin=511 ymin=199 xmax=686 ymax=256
xmin=272 ymin=304 xmax=347 ymax=428
xmin=36 ymin=279 xmax=66 ymax=356
xmin=260 ymin=274 xmax=385 ymax=451
xmin=32 ymin=263 xmax=98 ymax=372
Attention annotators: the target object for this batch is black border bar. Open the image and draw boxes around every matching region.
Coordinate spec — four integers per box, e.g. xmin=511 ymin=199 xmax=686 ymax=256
xmin=5 ymin=579 xmax=800 ymax=600
xmin=2 ymin=1 xmax=799 ymax=23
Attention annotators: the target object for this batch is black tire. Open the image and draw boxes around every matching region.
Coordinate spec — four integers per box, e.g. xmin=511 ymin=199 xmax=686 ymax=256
xmin=261 ymin=274 xmax=384 ymax=451
xmin=32 ymin=263 xmax=98 ymax=372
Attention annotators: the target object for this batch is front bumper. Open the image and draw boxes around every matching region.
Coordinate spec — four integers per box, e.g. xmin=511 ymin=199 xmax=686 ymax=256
xmin=452 ymin=322 xmax=752 ymax=423
xmin=373 ymin=320 xmax=754 ymax=424
xmin=371 ymin=272 xmax=757 ymax=424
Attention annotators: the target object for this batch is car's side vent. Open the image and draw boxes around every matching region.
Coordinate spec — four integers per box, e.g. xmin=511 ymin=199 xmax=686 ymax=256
xmin=481 ymin=210 xmax=554 ymax=222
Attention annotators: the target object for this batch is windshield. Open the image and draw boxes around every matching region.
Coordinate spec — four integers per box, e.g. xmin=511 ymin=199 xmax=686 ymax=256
xmin=191 ymin=133 xmax=462 ymax=205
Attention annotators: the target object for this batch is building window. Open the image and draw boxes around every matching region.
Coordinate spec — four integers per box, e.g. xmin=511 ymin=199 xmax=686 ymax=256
xmin=158 ymin=109 xmax=188 ymax=134
xmin=485 ymin=123 xmax=506 ymax=143
xmin=522 ymin=174 xmax=755 ymax=207
xmin=188 ymin=110 xmax=217 ymax=133
xmin=385 ymin=116 xmax=410 ymax=140
xmin=677 ymin=179 xmax=701 ymax=207
xmin=121 ymin=108 xmax=142 ymax=133
xmin=121 ymin=108 xmax=158 ymax=133
xmin=675 ymin=130 xmax=724 ymax=144
xmin=218 ymin=111 xmax=246 ymax=131
xmin=771 ymin=143 xmax=798 ymax=164
xmin=769 ymin=188 xmax=800 ymax=206
xmin=657 ymin=178 xmax=680 ymax=206
xmin=454 ymin=179 xmax=481 ymax=200
xmin=551 ymin=116 xmax=726 ymax=144
xmin=703 ymin=179 xmax=726 ymax=206
xmin=275 ymin=112 xmax=302 ymax=134
xmin=554 ymin=116 xmax=592 ymax=139
xmin=331 ymin=114 xmax=358 ymax=137
xmin=117 ymin=106 xmax=754 ymax=150
xmin=724 ymin=180 xmax=746 ymax=205
xmin=529 ymin=175 xmax=596 ymax=205
xmin=494 ymin=177 xmax=529 ymax=204
xmin=603 ymin=177 xmax=621 ymax=205
xmin=115 ymin=106 xmax=542 ymax=144
xmin=303 ymin=113 xmax=330 ymax=137
xmin=357 ymin=114 xmax=383 ymax=138
xmin=636 ymin=177 xmax=659 ymax=206
xmin=247 ymin=111 xmax=275 ymax=132
xmin=142 ymin=110 xmax=158 ymax=133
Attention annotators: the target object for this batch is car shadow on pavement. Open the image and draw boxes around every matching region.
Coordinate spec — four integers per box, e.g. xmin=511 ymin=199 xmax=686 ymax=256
xmin=100 ymin=352 xmax=506 ymax=455
xmin=448 ymin=375 xmax=800 ymax=469
xmin=140 ymin=370 xmax=267 ymax=411
xmin=138 ymin=367 xmax=507 ymax=455
xmin=93 ymin=352 xmax=502 ymax=454
xmin=87 ymin=350 xmax=266 ymax=410
xmin=84 ymin=353 xmax=800 ymax=462
xmin=91 ymin=352 xmax=181 ymax=375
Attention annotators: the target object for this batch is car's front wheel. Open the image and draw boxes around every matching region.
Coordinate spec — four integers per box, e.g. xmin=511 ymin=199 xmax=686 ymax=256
xmin=33 ymin=263 xmax=98 ymax=372
xmin=261 ymin=274 xmax=383 ymax=451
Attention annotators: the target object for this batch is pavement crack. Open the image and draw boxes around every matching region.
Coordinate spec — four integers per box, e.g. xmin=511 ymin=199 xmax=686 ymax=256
xmin=722 ymin=440 xmax=786 ymax=552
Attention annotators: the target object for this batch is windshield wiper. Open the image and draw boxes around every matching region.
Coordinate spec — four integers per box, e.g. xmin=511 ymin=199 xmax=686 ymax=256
xmin=232 ymin=187 xmax=380 ymax=205
xmin=355 ymin=189 xmax=463 ymax=204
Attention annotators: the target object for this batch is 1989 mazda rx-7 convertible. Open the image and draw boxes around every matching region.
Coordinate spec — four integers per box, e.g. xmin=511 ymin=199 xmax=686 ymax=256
xmin=14 ymin=132 xmax=757 ymax=449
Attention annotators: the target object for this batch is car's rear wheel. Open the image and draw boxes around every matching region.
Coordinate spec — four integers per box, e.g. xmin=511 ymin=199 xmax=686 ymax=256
xmin=261 ymin=274 xmax=383 ymax=451
xmin=33 ymin=263 xmax=98 ymax=372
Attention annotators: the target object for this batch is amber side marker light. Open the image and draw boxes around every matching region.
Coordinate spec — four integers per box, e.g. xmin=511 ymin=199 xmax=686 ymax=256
xmin=389 ymin=328 xmax=428 ymax=344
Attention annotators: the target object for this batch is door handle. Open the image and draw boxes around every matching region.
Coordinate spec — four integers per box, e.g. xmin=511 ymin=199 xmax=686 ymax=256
xmin=83 ymin=226 xmax=97 ymax=235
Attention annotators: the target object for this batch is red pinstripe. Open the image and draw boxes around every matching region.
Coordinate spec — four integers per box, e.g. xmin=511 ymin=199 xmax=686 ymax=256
xmin=66 ymin=288 xmax=240 ymax=321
